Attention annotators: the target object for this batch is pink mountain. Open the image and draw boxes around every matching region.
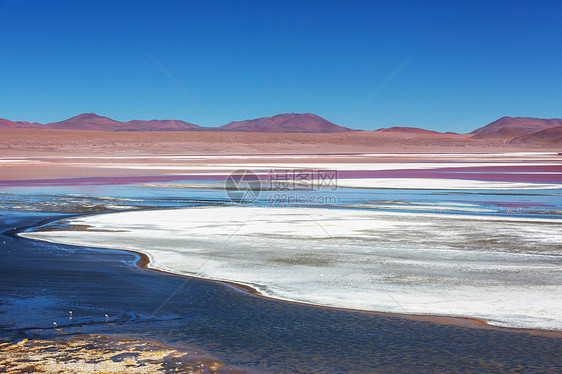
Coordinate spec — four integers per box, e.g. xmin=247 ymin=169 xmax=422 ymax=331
xmin=471 ymin=127 xmax=527 ymax=140
xmin=375 ymin=126 xmax=440 ymax=134
xmin=0 ymin=118 xmax=41 ymax=128
xmin=219 ymin=113 xmax=356 ymax=133
xmin=44 ymin=113 xmax=201 ymax=131
xmin=471 ymin=117 xmax=562 ymax=135
xmin=1 ymin=114 xmax=560 ymax=138
xmin=508 ymin=126 xmax=562 ymax=146
xmin=0 ymin=113 xmax=356 ymax=133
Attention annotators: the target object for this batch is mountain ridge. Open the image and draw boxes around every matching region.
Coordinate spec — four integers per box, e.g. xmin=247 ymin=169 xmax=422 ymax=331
xmin=219 ymin=113 xmax=355 ymax=133
xmin=1 ymin=114 xmax=560 ymax=139
xmin=0 ymin=113 xmax=357 ymax=133
xmin=44 ymin=113 xmax=202 ymax=131
xmin=375 ymin=126 xmax=440 ymax=134
xmin=508 ymin=126 xmax=562 ymax=146
xmin=471 ymin=117 xmax=562 ymax=135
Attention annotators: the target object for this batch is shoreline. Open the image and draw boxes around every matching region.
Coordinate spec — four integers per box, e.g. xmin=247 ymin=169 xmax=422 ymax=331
xmin=16 ymin=208 xmax=562 ymax=338
xmin=5 ymin=200 xmax=562 ymax=372
xmin=0 ymin=333 xmax=239 ymax=373
xmin=129 ymin=247 xmax=562 ymax=339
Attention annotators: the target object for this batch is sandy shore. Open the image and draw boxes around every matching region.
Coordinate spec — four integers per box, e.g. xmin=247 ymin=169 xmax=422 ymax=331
xmin=0 ymin=334 xmax=242 ymax=373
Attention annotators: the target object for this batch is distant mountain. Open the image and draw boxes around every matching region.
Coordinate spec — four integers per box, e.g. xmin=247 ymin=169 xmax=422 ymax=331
xmin=3 ymin=113 xmax=559 ymax=136
xmin=44 ymin=113 xmax=202 ymax=131
xmin=120 ymin=119 xmax=202 ymax=131
xmin=508 ymin=126 xmax=562 ymax=146
xmin=375 ymin=126 xmax=440 ymax=134
xmin=471 ymin=117 xmax=562 ymax=135
xmin=45 ymin=113 xmax=122 ymax=130
xmin=471 ymin=127 xmax=527 ymax=140
xmin=0 ymin=112 xmax=357 ymax=132
xmin=0 ymin=118 xmax=41 ymax=128
xmin=219 ymin=113 xmax=356 ymax=133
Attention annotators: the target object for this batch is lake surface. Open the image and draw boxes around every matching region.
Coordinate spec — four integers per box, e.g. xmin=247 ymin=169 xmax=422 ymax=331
xmin=1 ymin=162 xmax=562 ymax=372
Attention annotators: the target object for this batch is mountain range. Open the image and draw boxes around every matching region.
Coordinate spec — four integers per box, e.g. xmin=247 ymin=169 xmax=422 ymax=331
xmin=0 ymin=113 xmax=353 ymax=133
xmin=219 ymin=113 xmax=352 ymax=133
xmin=470 ymin=117 xmax=562 ymax=145
xmin=0 ymin=113 xmax=560 ymax=144
xmin=470 ymin=117 xmax=562 ymax=135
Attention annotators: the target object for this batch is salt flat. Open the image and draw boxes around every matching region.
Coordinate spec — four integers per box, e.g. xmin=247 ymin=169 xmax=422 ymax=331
xmin=74 ymin=161 xmax=556 ymax=171
xmin=328 ymin=178 xmax=562 ymax=190
xmin=22 ymin=206 xmax=562 ymax=330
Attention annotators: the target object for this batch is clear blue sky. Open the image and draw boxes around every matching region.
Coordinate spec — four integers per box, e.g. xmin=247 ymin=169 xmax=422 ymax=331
xmin=1 ymin=0 xmax=560 ymax=132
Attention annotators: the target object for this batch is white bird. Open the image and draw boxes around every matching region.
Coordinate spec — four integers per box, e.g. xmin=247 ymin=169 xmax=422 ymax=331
xmin=104 ymin=314 xmax=109 ymax=322
xmin=53 ymin=322 xmax=57 ymax=327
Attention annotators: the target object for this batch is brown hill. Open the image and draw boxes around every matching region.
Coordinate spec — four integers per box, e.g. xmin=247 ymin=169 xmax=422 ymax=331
xmin=508 ymin=126 xmax=562 ymax=146
xmin=120 ymin=119 xmax=201 ymax=131
xmin=471 ymin=117 xmax=562 ymax=135
xmin=375 ymin=126 xmax=440 ymax=134
xmin=471 ymin=127 xmax=527 ymax=140
xmin=44 ymin=113 xmax=202 ymax=131
xmin=45 ymin=113 xmax=123 ymax=130
xmin=0 ymin=118 xmax=41 ymax=129
xmin=1 ymin=113 xmax=357 ymax=132
xmin=219 ymin=113 xmax=356 ymax=133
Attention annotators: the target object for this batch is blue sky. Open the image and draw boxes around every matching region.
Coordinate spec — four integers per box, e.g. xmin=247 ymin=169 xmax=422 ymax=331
xmin=1 ymin=0 xmax=560 ymax=132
